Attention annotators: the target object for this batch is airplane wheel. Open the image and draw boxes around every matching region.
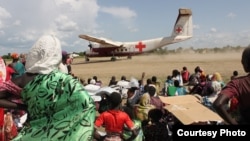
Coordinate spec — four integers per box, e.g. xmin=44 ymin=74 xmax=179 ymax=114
xmin=111 ymin=57 xmax=116 ymax=61
xmin=127 ymin=56 xmax=132 ymax=59
xmin=85 ymin=57 xmax=90 ymax=62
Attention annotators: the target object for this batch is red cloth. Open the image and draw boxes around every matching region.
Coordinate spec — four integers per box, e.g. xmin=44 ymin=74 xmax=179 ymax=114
xmin=5 ymin=66 xmax=15 ymax=81
xmin=181 ymin=71 xmax=190 ymax=83
xmin=95 ymin=110 xmax=134 ymax=133
xmin=0 ymin=108 xmax=4 ymax=141
xmin=229 ymin=97 xmax=239 ymax=112
xmin=0 ymin=108 xmax=4 ymax=127
xmin=0 ymin=80 xmax=22 ymax=98
xmin=220 ymin=74 xmax=250 ymax=122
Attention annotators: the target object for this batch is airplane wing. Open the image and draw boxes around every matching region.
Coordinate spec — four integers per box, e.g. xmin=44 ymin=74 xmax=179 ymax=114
xmin=79 ymin=34 xmax=123 ymax=47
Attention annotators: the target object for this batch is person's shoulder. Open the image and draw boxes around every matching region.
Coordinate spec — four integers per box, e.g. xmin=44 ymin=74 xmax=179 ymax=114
xmin=230 ymin=75 xmax=249 ymax=82
xmin=7 ymin=66 xmax=15 ymax=71
xmin=99 ymin=110 xmax=112 ymax=116
xmin=12 ymin=73 xmax=37 ymax=88
xmin=17 ymin=61 xmax=24 ymax=66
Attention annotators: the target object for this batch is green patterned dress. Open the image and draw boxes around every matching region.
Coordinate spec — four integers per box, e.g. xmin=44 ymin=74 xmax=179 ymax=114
xmin=123 ymin=119 xmax=144 ymax=141
xmin=13 ymin=70 xmax=96 ymax=141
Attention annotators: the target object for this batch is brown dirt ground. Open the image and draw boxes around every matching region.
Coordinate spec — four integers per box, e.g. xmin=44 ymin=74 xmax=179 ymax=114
xmin=71 ymin=52 xmax=245 ymax=90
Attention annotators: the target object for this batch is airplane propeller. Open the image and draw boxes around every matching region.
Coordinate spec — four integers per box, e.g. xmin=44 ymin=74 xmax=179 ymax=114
xmin=88 ymin=41 xmax=93 ymax=48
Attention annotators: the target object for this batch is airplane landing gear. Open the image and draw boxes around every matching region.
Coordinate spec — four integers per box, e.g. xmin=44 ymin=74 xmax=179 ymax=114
xmin=127 ymin=55 xmax=132 ymax=59
xmin=85 ymin=57 xmax=90 ymax=62
xmin=111 ymin=52 xmax=116 ymax=61
xmin=111 ymin=56 xmax=116 ymax=61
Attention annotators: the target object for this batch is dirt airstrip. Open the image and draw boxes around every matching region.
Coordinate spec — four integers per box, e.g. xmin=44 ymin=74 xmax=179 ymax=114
xmin=71 ymin=52 xmax=245 ymax=90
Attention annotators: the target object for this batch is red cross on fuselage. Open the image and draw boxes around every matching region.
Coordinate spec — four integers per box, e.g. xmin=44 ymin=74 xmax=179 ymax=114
xmin=175 ymin=26 xmax=182 ymax=33
xmin=135 ymin=42 xmax=146 ymax=52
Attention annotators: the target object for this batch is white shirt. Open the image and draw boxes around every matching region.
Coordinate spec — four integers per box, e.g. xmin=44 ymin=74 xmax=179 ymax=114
xmin=84 ymin=84 xmax=101 ymax=96
xmin=58 ymin=63 xmax=68 ymax=74
xmin=117 ymin=80 xmax=130 ymax=88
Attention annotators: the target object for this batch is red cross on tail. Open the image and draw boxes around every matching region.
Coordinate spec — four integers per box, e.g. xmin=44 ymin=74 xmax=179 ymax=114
xmin=135 ymin=42 xmax=146 ymax=52
xmin=175 ymin=26 xmax=183 ymax=34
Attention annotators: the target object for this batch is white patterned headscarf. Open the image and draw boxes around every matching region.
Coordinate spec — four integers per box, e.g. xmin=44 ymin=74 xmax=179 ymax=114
xmin=25 ymin=35 xmax=62 ymax=74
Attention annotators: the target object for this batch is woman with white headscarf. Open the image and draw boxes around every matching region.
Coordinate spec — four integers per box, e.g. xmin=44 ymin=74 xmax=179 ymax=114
xmin=0 ymin=35 xmax=96 ymax=140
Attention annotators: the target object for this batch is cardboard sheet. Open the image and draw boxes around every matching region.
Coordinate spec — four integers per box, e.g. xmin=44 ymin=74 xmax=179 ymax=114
xmin=159 ymin=95 xmax=224 ymax=125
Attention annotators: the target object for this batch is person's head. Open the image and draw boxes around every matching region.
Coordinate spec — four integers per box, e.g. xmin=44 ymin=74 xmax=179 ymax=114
xmin=20 ymin=53 xmax=25 ymax=58
xmin=148 ymin=108 xmax=163 ymax=123
xmin=194 ymin=66 xmax=202 ymax=73
xmin=202 ymin=82 xmax=214 ymax=96
xmin=25 ymin=35 xmax=62 ymax=74
xmin=111 ymin=76 xmax=116 ymax=80
xmin=121 ymin=75 xmax=126 ymax=81
xmin=183 ymin=66 xmax=187 ymax=71
xmin=93 ymin=76 xmax=97 ymax=81
xmin=11 ymin=53 xmax=19 ymax=62
xmin=212 ymin=72 xmax=223 ymax=82
xmin=172 ymin=69 xmax=180 ymax=77
xmin=109 ymin=92 xmax=122 ymax=109
xmin=173 ymin=80 xmax=180 ymax=87
xmin=151 ymin=76 xmax=157 ymax=83
xmin=138 ymin=80 xmax=142 ymax=86
xmin=139 ymin=93 xmax=151 ymax=106
xmin=62 ymin=50 xmax=68 ymax=62
xmin=87 ymin=78 xmax=91 ymax=84
xmin=242 ymin=47 xmax=250 ymax=72
xmin=233 ymin=70 xmax=238 ymax=76
xmin=79 ymin=78 xmax=85 ymax=85
xmin=206 ymin=74 xmax=213 ymax=81
xmin=167 ymin=75 xmax=172 ymax=80
xmin=127 ymin=87 xmax=137 ymax=98
xmin=109 ymin=76 xmax=117 ymax=86
xmin=146 ymin=78 xmax=152 ymax=85
xmin=148 ymin=86 xmax=156 ymax=97
xmin=200 ymin=74 xmax=206 ymax=82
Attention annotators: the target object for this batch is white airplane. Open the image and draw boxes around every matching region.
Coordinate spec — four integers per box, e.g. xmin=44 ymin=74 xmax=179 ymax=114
xmin=79 ymin=8 xmax=193 ymax=62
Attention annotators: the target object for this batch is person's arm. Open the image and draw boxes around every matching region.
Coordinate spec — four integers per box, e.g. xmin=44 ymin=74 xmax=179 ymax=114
xmin=9 ymin=67 xmax=19 ymax=76
xmin=0 ymin=74 xmax=33 ymax=111
xmin=140 ymin=72 xmax=145 ymax=86
xmin=0 ymin=90 xmax=27 ymax=110
xmin=93 ymin=114 xmax=106 ymax=141
xmin=123 ymin=127 xmax=139 ymax=141
xmin=122 ymin=114 xmax=139 ymax=141
xmin=93 ymin=127 xmax=106 ymax=141
xmin=213 ymin=94 xmax=238 ymax=125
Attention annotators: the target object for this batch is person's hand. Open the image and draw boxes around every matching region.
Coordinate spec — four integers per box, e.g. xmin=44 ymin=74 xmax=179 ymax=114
xmin=191 ymin=121 xmax=210 ymax=125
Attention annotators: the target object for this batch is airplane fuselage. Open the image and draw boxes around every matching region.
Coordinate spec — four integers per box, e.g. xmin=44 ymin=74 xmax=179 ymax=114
xmin=85 ymin=36 xmax=191 ymax=57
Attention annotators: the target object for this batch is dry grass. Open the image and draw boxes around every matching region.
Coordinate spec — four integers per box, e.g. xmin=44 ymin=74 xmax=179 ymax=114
xmin=71 ymin=52 xmax=245 ymax=90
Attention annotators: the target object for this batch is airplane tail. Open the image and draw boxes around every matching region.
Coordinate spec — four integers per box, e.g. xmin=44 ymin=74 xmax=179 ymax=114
xmin=171 ymin=8 xmax=192 ymax=38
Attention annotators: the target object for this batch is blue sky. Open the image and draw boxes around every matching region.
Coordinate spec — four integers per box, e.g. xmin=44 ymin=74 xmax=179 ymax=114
xmin=0 ymin=0 xmax=249 ymax=56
